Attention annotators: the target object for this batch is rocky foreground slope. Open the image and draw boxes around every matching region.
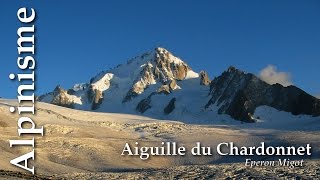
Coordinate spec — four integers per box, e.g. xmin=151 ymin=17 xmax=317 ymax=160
xmin=1 ymin=161 xmax=319 ymax=179
xmin=38 ymin=47 xmax=320 ymax=122
xmin=1 ymin=99 xmax=319 ymax=179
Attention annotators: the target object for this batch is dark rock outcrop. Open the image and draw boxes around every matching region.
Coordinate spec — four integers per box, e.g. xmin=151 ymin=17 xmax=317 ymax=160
xmin=87 ymin=85 xmax=95 ymax=102
xmin=164 ymin=98 xmax=176 ymax=114
xmin=199 ymin=71 xmax=211 ymax=86
xmin=136 ymin=97 xmax=152 ymax=113
xmin=67 ymin=89 xmax=76 ymax=95
xmin=123 ymin=89 xmax=139 ymax=103
xmin=205 ymin=66 xmax=320 ymax=122
xmin=86 ymin=85 xmax=104 ymax=110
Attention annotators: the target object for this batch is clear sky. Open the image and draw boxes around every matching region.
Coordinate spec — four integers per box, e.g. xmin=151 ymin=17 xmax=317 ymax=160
xmin=1 ymin=0 xmax=319 ymax=98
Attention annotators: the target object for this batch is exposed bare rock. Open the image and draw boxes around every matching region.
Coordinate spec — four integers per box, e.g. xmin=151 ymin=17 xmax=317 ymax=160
xmin=206 ymin=66 xmax=320 ymax=122
xmin=174 ymin=63 xmax=189 ymax=80
xmin=56 ymin=161 xmax=320 ymax=179
xmin=156 ymin=80 xmax=179 ymax=95
xmin=199 ymin=71 xmax=211 ymax=86
xmin=154 ymin=47 xmax=191 ymax=81
xmin=67 ymin=89 xmax=76 ymax=95
xmin=91 ymin=89 xmax=103 ymax=110
xmin=123 ymin=48 xmax=195 ymax=103
xmin=51 ymin=86 xmax=74 ymax=108
xmin=136 ymin=98 xmax=151 ymax=113
xmin=86 ymin=85 xmax=104 ymax=110
xmin=157 ymin=85 xmax=171 ymax=95
xmin=169 ymin=79 xmax=179 ymax=90
xmin=38 ymin=48 xmax=320 ymax=124
xmin=164 ymin=98 xmax=176 ymax=114
xmin=123 ymin=62 xmax=155 ymax=102
xmin=1 ymin=99 xmax=320 ymax=178
xmin=87 ymin=85 xmax=95 ymax=102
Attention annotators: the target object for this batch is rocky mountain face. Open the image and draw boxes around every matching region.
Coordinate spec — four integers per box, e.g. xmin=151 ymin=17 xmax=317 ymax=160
xmin=199 ymin=71 xmax=211 ymax=86
xmin=38 ymin=47 xmax=320 ymax=123
xmin=205 ymin=67 xmax=320 ymax=122
xmin=50 ymin=86 xmax=75 ymax=108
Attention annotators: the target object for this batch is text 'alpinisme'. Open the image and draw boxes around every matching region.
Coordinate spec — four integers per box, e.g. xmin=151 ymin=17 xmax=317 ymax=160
xmin=8 ymin=7 xmax=43 ymax=175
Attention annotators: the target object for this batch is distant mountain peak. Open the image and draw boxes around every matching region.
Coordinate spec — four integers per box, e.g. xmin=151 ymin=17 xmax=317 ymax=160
xmin=38 ymin=48 xmax=320 ymax=123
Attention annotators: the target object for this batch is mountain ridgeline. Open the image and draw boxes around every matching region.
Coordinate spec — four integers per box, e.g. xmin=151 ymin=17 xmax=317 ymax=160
xmin=38 ymin=48 xmax=320 ymax=123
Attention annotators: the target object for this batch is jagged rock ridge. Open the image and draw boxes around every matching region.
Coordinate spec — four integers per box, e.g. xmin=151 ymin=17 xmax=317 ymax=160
xmin=205 ymin=66 xmax=320 ymax=122
xmin=38 ymin=48 xmax=320 ymax=123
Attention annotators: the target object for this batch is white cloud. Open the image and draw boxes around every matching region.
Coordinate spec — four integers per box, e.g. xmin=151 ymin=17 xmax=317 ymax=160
xmin=316 ymin=94 xmax=320 ymax=99
xmin=258 ymin=65 xmax=293 ymax=87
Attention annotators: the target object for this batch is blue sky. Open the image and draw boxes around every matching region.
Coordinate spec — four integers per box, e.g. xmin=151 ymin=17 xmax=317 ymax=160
xmin=1 ymin=0 xmax=320 ymax=98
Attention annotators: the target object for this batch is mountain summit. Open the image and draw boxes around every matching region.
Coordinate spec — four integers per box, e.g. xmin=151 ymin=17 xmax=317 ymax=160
xmin=38 ymin=48 xmax=320 ymax=123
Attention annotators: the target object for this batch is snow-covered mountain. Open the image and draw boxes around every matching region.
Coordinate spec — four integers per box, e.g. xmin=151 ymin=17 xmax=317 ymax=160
xmin=38 ymin=47 xmax=320 ymax=123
